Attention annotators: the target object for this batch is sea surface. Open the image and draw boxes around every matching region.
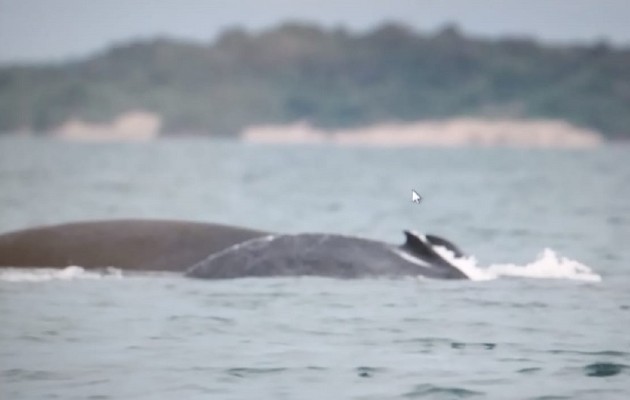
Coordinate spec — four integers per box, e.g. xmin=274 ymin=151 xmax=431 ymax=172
xmin=1 ymin=136 xmax=629 ymax=399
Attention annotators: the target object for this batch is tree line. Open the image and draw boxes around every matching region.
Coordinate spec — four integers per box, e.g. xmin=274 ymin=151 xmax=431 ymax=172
xmin=1 ymin=22 xmax=629 ymax=137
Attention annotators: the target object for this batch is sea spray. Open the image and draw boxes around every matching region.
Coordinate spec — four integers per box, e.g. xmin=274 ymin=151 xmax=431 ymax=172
xmin=0 ymin=266 xmax=122 ymax=282
xmin=434 ymin=247 xmax=601 ymax=282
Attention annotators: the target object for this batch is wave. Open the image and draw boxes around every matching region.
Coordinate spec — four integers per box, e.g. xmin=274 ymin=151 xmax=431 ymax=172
xmin=434 ymin=247 xmax=602 ymax=282
xmin=0 ymin=266 xmax=123 ymax=282
xmin=0 ymin=248 xmax=601 ymax=283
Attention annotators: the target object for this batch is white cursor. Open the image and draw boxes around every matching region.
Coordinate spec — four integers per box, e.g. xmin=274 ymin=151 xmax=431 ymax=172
xmin=412 ymin=190 xmax=422 ymax=204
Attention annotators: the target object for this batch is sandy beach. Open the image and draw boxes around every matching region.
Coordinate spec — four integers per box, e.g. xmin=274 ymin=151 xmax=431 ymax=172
xmin=242 ymin=118 xmax=603 ymax=148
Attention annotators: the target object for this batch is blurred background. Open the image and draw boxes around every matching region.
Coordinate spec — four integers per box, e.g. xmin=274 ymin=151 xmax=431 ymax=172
xmin=1 ymin=0 xmax=629 ymax=139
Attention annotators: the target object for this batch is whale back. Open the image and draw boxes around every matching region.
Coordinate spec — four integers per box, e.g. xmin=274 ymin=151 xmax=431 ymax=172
xmin=0 ymin=220 xmax=269 ymax=271
xmin=187 ymin=234 xmax=416 ymax=279
xmin=187 ymin=232 xmax=470 ymax=280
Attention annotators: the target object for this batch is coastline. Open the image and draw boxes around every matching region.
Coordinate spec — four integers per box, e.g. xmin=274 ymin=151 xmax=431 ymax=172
xmin=8 ymin=114 xmax=606 ymax=148
xmin=241 ymin=118 xmax=604 ymax=149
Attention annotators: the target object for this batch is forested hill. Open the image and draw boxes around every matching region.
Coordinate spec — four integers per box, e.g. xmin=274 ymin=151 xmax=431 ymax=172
xmin=1 ymin=23 xmax=629 ymax=137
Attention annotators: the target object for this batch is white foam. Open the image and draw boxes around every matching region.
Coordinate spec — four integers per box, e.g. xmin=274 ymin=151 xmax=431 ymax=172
xmin=0 ymin=248 xmax=601 ymax=283
xmin=433 ymin=246 xmax=602 ymax=282
xmin=0 ymin=266 xmax=123 ymax=282
xmin=432 ymin=246 xmax=493 ymax=281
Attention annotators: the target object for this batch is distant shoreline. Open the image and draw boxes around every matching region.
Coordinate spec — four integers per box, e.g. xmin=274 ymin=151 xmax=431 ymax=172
xmin=2 ymin=23 xmax=628 ymax=140
xmin=7 ymin=113 xmax=606 ymax=148
xmin=241 ymin=118 xmax=603 ymax=149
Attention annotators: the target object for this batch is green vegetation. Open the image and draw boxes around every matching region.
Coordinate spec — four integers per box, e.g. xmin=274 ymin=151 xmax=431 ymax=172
xmin=1 ymin=23 xmax=629 ymax=137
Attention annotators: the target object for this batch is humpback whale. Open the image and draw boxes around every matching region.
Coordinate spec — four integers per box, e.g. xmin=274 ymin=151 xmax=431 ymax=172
xmin=186 ymin=230 xmax=469 ymax=280
xmin=0 ymin=220 xmax=469 ymax=280
xmin=0 ymin=219 xmax=269 ymax=271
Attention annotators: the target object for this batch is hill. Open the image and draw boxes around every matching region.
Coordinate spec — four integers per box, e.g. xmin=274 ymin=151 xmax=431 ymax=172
xmin=1 ymin=23 xmax=629 ymax=138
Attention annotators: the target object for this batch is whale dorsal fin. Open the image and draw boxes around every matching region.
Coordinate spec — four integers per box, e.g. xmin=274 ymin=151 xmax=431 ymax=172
xmin=402 ymin=230 xmax=439 ymax=261
xmin=401 ymin=230 xmax=469 ymax=279
xmin=403 ymin=230 xmax=426 ymax=249
xmin=426 ymin=234 xmax=465 ymax=258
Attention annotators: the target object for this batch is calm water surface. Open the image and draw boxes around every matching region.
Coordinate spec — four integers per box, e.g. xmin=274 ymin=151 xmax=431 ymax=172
xmin=1 ymin=137 xmax=629 ymax=399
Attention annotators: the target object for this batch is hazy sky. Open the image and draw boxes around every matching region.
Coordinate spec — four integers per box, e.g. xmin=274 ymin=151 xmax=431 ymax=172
xmin=1 ymin=0 xmax=629 ymax=64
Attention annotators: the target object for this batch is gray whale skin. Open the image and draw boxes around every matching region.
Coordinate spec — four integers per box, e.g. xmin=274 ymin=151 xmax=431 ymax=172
xmin=186 ymin=230 xmax=469 ymax=280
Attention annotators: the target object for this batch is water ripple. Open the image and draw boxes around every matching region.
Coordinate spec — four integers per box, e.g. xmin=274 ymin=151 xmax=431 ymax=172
xmin=549 ymin=349 xmax=629 ymax=357
xmin=583 ymin=362 xmax=628 ymax=377
xmin=403 ymin=384 xmax=484 ymax=398
xmin=356 ymin=366 xmax=386 ymax=378
xmin=226 ymin=367 xmax=288 ymax=378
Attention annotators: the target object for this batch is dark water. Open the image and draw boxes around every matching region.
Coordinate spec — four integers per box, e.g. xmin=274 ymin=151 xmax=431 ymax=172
xmin=1 ymin=137 xmax=629 ymax=399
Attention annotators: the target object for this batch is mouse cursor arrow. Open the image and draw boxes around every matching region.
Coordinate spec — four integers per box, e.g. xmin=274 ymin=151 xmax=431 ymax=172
xmin=412 ymin=190 xmax=422 ymax=204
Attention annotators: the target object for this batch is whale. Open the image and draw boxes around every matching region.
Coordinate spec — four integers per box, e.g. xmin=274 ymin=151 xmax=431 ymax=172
xmin=0 ymin=219 xmax=269 ymax=271
xmin=0 ymin=220 xmax=470 ymax=280
xmin=186 ymin=230 xmax=469 ymax=280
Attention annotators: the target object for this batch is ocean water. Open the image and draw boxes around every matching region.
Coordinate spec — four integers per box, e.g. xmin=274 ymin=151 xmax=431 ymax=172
xmin=0 ymin=137 xmax=629 ymax=399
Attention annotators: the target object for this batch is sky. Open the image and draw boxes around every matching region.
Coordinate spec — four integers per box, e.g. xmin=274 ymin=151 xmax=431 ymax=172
xmin=1 ymin=0 xmax=629 ymax=65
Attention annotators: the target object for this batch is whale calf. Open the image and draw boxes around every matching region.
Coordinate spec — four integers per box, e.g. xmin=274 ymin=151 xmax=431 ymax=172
xmin=0 ymin=219 xmax=269 ymax=271
xmin=186 ymin=230 xmax=469 ymax=280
